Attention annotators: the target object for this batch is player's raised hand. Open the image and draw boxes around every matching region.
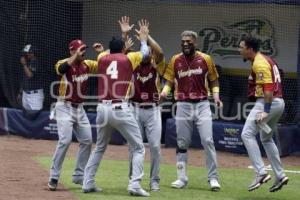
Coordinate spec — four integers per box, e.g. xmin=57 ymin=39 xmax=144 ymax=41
xmin=118 ymin=16 xmax=134 ymax=35
xmin=124 ymin=36 xmax=134 ymax=53
xmin=93 ymin=43 xmax=105 ymax=53
xmin=135 ymin=19 xmax=149 ymax=42
xmin=75 ymin=44 xmax=88 ymax=60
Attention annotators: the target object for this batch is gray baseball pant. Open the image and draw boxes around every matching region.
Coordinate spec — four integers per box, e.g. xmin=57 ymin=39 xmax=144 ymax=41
xmin=130 ymin=105 xmax=162 ymax=186
xmin=241 ymin=98 xmax=286 ymax=180
xmin=49 ymin=101 xmax=92 ymax=182
xmin=83 ymin=102 xmax=145 ymax=190
xmin=176 ymin=100 xmax=218 ymax=181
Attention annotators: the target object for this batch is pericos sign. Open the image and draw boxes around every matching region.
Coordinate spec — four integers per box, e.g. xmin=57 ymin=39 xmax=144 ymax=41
xmin=199 ymin=19 xmax=276 ymax=57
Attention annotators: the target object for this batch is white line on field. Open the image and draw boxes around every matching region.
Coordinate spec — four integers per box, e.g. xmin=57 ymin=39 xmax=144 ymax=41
xmin=247 ymin=165 xmax=300 ymax=174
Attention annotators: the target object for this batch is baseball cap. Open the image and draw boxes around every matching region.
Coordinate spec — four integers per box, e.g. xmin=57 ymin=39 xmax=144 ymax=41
xmin=22 ymin=44 xmax=35 ymax=53
xmin=68 ymin=39 xmax=87 ymax=50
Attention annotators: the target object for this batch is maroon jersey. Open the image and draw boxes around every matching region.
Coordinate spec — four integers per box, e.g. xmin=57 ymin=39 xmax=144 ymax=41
xmin=131 ymin=59 xmax=165 ymax=103
xmin=97 ymin=52 xmax=143 ymax=100
xmin=163 ymin=51 xmax=218 ymax=101
xmin=247 ymin=53 xmax=283 ymax=100
xmin=55 ymin=59 xmax=97 ymax=103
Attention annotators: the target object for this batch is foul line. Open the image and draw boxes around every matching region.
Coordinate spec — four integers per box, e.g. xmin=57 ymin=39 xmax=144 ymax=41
xmin=247 ymin=165 xmax=300 ymax=174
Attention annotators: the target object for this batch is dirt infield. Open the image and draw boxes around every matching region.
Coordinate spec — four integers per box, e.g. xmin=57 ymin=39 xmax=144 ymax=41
xmin=0 ymin=135 xmax=299 ymax=200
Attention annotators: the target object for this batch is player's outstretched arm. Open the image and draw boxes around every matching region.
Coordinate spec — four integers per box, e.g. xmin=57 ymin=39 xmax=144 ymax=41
xmin=148 ymin=35 xmax=164 ymax=64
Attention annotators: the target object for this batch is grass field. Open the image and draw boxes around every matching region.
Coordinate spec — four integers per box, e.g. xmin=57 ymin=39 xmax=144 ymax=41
xmin=36 ymin=157 xmax=300 ymax=200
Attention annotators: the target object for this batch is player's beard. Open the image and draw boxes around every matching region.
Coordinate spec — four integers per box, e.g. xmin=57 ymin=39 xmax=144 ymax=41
xmin=182 ymin=46 xmax=195 ymax=57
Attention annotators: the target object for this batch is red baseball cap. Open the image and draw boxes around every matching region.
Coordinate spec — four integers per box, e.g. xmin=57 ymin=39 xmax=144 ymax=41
xmin=68 ymin=39 xmax=87 ymax=50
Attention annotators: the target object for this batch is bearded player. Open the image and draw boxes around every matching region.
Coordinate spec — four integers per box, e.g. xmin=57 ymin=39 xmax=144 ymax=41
xmin=161 ymin=30 xmax=222 ymax=191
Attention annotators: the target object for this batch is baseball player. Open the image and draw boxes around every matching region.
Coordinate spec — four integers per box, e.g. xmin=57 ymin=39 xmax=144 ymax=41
xmin=239 ymin=36 xmax=288 ymax=192
xmin=82 ymin=20 xmax=150 ymax=197
xmin=119 ymin=17 xmax=165 ymax=192
xmin=161 ymin=30 xmax=222 ymax=191
xmin=48 ymin=39 xmax=101 ymax=191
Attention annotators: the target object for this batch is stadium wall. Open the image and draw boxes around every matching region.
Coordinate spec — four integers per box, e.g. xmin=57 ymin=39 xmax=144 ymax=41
xmin=82 ymin=0 xmax=300 ymax=73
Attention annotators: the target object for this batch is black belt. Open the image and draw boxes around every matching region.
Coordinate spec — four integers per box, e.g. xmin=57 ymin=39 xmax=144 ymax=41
xmin=132 ymin=102 xmax=157 ymax=109
xmin=24 ymin=90 xmax=39 ymax=94
xmin=99 ymin=99 xmax=130 ymax=110
xmin=100 ymin=99 xmax=124 ymax=104
xmin=177 ymin=98 xmax=207 ymax=103
xmin=65 ymin=101 xmax=81 ymax=108
xmin=70 ymin=103 xmax=80 ymax=108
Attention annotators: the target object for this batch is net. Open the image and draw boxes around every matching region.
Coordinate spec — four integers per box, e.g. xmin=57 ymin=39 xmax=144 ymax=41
xmin=0 ymin=0 xmax=299 ymax=124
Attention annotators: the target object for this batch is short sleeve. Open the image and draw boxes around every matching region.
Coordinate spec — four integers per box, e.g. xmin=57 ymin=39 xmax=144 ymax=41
xmin=127 ymin=52 xmax=143 ymax=70
xmin=201 ymin=53 xmax=218 ymax=81
xmin=156 ymin=58 xmax=166 ymax=76
xmin=163 ymin=55 xmax=177 ymax=82
xmin=97 ymin=51 xmax=109 ymax=62
xmin=253 ymin=60 xmax=272 ymax=84
xmin=55 ymin=59 xmax=68 ymax=76
xmin=83 ymin=60 xmax=98 ymax=74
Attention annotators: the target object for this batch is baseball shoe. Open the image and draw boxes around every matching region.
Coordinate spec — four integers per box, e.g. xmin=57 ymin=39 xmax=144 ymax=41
xmin=72 ymin=178 xmax=83 ymax=185
xmin=248 ymin=173 xmax=271 ymax=192
xmin=83 ymin=186 xmax=103 ymax=193
xmin=150 ymin=182 xmax=160 ymax=192
xmin=171 ymin=179 xmax=188 ymax=189
xmin=48 ymin=179 xmax=58 ymax=191
xmin=269 ymin=176 xmax=289 ymax=192
xmin=209 ymin=179 xmax=221 ymax=192
xmin=127 ymin=186 xmax=150 ymax=197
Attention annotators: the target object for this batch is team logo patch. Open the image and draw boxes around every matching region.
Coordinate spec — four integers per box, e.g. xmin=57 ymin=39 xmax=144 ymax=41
xmin=258 ymin=72 xmax=264 ymax=80
xmin=248 ymin=74 xmax=253 ymax=80
xmin=177 ymin=163 xmax=184 ymax=170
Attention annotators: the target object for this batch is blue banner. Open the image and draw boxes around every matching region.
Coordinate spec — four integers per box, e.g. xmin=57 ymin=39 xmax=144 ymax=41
xmin=165 ymin=118 xmax=297 ymax=155
xmin=2 ymin=108 xmax=126 ymax=145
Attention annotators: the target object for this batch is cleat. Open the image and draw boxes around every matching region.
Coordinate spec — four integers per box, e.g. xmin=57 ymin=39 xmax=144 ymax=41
xmin=248 ymin=174 xmax=271 ymax=192
xmin=83 ymin=187 xmax=102 ymax=193
xmin=48 ymin=179 xmax=58 ymax=191
xmin=72 ymin=178 xmax=83 ymax=185
xmin=269 ymin=176 xmax=289 ymax=192
xmin=150 ymin=182 xmax=160 ymax=192
xmin=171 ymin=179 xmax=187 ymax=189
xmin=128 ymin=186 xmax=150 ymax=197
xmin=209 ymin=179 xmax=221 ymax=192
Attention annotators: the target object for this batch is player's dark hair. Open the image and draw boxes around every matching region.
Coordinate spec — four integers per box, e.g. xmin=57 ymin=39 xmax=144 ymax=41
xmin=241 ymin=36 xmax=260 ymax=52
xmin=109 ymin=36 xmax=125 ymax=53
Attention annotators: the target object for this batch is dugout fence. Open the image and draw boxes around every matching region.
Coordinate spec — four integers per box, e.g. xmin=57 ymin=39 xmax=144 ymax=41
xmin=0 ymin=0 xmax=299 ymax=125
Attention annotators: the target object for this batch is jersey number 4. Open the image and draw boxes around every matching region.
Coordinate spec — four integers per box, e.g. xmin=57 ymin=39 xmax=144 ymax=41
xmin=106 ymin=61 xmax=118 ymax=79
